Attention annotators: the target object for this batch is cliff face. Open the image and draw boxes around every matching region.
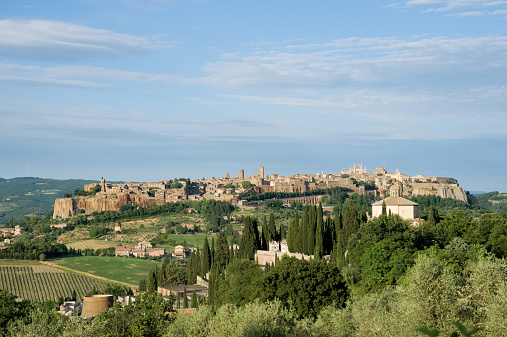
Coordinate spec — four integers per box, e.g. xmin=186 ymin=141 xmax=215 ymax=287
xmin=53 ymin=198 xmax=77 ymax=219
xmin=53 ymin=194 xmax=167 ymax=219
xmin=410 ymin=183 xmax=468 ymax=203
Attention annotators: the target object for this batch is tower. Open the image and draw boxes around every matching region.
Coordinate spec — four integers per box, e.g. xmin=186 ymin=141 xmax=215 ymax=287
xmin=239 ymin=169 xmax=244 ymax=179
xmin=259 ymin=166 xmax=264 ymax=178
xmin=100 ymin=177 xmax=106 ymax=192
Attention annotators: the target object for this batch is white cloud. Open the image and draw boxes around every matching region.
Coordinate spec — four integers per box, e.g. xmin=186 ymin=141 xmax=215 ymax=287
xmin=404 ymin=0 xmax=507 ymax=15
xmin=0 ymin=19 xmax=163 ymax=61
xmin=0 ymin=63 xmax=188 ymax=87
xmin=201 ymin=36 xmax=507 ymax=90
xmin=200 ymin=36 xmax=507 ymax=120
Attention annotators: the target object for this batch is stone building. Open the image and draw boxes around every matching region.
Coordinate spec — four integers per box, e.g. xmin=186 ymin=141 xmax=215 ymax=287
xmin=371 ymin=196 xmax=419 ymax=220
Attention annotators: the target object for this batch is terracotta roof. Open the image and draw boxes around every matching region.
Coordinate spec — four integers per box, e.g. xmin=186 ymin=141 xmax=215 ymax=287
xmin=372 ymin=196 xmax=419 ymax=207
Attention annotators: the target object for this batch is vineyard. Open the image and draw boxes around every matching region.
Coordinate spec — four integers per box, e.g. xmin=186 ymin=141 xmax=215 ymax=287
xmin=0 ymin=265 xmax=107 ymax=302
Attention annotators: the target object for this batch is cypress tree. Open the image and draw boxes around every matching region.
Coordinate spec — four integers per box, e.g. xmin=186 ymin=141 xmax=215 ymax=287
xmin=239 ymin=216 xmax=257 ymax=259
xmin=252 ymin=218 xmax=260 ymax=249
xmin=342 ymin=199 xmax=359 ymax=244
xmin=190 ymin=289 xmax=197 ymax=308
xmin=324 ymin=214 xmax=333 ymax=255
xmin=287 ymin=219 xmax=294 ymax=253
xmin=382 ymin=200 xmax=387 ymax=215
xmin=309 ymin=205 xmax=318 ymax=254
xmin=183 ymin=285 xmax=188 ymax=308
xmin=261 ymin=215 xmax=268 ymax=250
xmin=176 ymin=292 xmax=181 ymax=309
xmin=301 ymin=209 xmax=309 ymax=254
xmin=148 ymin=270 xmax=158 ymax=293
xmin=268 ymin=212 xmax=276 ymax=242
xmin=215 ymin=232 xmax=229 ymax=273
xmin=229 ymin=241 xmax=235 ymax=263
xmin=201 ymin=237 xmax=211 ymax=277
xmin=211 ymin=237 xmax=215 ymax=265
xmin=427 ymin=206 xmax=439 ymax=227
xmin=280 ymin=223 xmax=286 ymax=240
xmin=291 ymin=211 xmax=300 ymax=253
xmin=314 ymin=204 xmax=324 ymax=259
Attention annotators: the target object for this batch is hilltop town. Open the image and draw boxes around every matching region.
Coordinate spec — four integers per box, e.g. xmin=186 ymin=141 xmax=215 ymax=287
xmin=53 ymin=164 xmax=468 ymax=219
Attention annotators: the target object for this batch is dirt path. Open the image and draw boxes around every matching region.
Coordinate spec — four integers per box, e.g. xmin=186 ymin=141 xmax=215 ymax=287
xmin=41 ymin=260 xmax=137 ymax=289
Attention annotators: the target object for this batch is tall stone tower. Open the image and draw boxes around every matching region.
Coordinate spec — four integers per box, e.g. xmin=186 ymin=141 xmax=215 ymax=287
xmin=239 ymin=169 xmax=244 ymax=179
xmin=259 ymin=166 xmax=264 ymax=178
xmin=100 ymin=177 xmax=106 ymax=192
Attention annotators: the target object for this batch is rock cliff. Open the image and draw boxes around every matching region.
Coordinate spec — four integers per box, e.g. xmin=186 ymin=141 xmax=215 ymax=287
xmin=53 ymin=194 xmax=167 ymax=219
xmin=410 ymin=183 xmax=468 ymax=203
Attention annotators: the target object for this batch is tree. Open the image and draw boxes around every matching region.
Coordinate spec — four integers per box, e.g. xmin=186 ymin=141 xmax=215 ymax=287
xmin=242 ymin=181 xmax=252 ymax=189
xmin=269 ymin=212 xmax=277 ymax=241
xmin=307 ymin=206 xmax=316 ymax=255
xmin=138 ymin=279 xmax=147 ymax=292
xmin=148 ymin=270 xmax=158 ymax=293
xmin=190 ymin=289 xmax=197 ymax=308
xmin=215 ymin=232 xmax=229 ymax=273
xmin=239 ymin=217 xmax=258 ymax=260
xmin=261 ymin=215 xmax=268 ymax=250
xmin=0 ymin=290 xmax=32 ymax=336
xmin=255 ymin=257 xmax=349 ymax=318
xmin=201 ymin=237 xmax=211 ymax=276
xmin=218 ymin=259 xmax=262 ymax=306
xmin=288 ymin=211 xmax=299 ymax=253
xmin=183 ymin=285 xmax=188 ymax=308
xmin=342 ymin=199 xmax=359 ymax=243
xmin=314 ymin=204 xmax=324 ymax=259
xmin=301 ymin=208 xmax=309 ymax=254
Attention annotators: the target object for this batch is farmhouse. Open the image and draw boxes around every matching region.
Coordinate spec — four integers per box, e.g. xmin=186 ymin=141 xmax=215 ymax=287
xmin=371 ymin=196 xmax=419 ymax=220
xmin=0 ymin=225 xmax=26 ymax=237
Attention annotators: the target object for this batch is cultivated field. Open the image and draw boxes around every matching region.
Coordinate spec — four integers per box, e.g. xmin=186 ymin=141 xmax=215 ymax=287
xmin=66 ymin=239 xmax=116 ymax=251
xmin=51 ymin=255 xmax=161 ymax=287
xmin=0 ymin=264 xmax=107 ymax=302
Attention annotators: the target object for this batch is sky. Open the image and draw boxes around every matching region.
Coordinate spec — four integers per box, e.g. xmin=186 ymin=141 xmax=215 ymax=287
xmin=0 ymin=0 xmax=506 ymax=193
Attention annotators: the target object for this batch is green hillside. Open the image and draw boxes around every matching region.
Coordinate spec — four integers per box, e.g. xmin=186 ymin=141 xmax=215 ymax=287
xmin=0 ymin=177 xmax=95 ymax=224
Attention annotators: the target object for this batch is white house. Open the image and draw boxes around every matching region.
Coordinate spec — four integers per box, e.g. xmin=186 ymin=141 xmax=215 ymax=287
xmin=371 ymin=196 xmax=419 ymax=220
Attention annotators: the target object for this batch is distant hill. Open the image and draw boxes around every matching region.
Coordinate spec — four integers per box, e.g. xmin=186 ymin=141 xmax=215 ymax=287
xmin=475 ymin=191 xmax=507 ymax=213
xmin=0 ymin=177 xmax=96 ymax=224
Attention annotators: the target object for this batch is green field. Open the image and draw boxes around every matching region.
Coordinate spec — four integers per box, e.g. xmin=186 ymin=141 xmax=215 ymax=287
xmin=165 ymin=233 xmax=215 ymax=248
xmin=0 ymin=264 xmax=107 ymax=302
xmin=51 ymin=256 xmax=161 ymax=286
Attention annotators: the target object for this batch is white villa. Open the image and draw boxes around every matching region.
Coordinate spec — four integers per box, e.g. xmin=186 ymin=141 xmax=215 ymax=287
xmin=371 ymin=196 xmax=419 ymax=220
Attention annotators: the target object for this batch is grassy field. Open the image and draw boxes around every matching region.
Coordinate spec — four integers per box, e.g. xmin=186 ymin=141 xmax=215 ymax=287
xmin=0 ymin=263 xmax=107 ymax=302
xmin=51 ymin=255 xmax=161 ymax=287
xmin=165 ymin=233 xmax=215 ymax=248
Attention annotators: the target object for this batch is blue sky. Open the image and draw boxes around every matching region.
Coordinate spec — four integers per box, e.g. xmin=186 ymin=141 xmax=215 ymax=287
xmin=1 ymin=0 xmax=506 ymax=192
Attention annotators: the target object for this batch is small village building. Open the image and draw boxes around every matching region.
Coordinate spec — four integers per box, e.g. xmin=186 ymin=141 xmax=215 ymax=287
xmin=135 ymin=241 xmax=152 ymax=251
xmin=268 ymin=241 xmax=280 ymax=252
xmin=173 ymin=245 xmax=185 ymax=259
xmin=132 ymin=249 xmax=148 ymax=258
xmin=115 ymin=246 xmax=132 ymax=257
xmin=149 ymin=247 xmax=166 ymax=257
xmin=50 ymin=223 xmax=67 ymax=229
xmin=0 ymin=225 xmax=26 ymax=237
xmin=371 ymin=196 xmax=419 ymax=220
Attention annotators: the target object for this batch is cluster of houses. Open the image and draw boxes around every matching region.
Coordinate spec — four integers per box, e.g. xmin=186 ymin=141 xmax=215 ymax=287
xmin=0 ymin=225 xmax=26 ymax=251
xmin=114 ymin=241 xmax=188 ymax=259
xmin=115 ymin=241 xmax=166 ymax=258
